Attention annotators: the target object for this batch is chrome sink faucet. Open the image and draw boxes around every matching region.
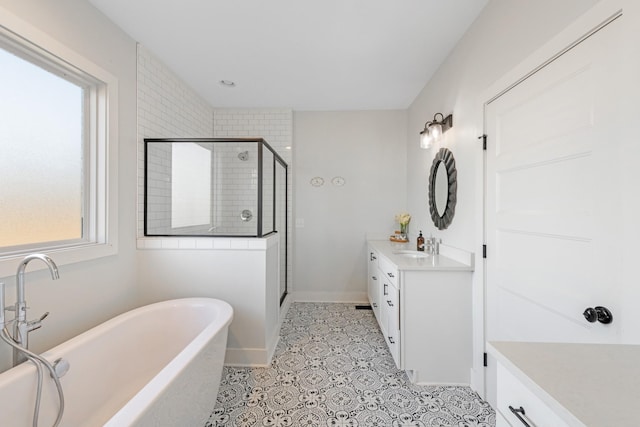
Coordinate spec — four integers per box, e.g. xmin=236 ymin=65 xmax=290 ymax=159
xmin=426 ymin=236 xmax=442 ymax=255
xmin=11 ymin=254 xmax=59 ymax=366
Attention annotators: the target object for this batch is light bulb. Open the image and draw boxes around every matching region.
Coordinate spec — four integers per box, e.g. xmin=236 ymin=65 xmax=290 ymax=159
xmin=420 ymin=129 xmax=432 ymax=149
xmin=430 ymin=123 xmax=443 ymax=142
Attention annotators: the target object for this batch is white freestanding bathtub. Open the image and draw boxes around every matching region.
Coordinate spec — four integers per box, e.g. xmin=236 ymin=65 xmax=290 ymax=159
xmin=0 ymin=298 xmax=233 ymax=427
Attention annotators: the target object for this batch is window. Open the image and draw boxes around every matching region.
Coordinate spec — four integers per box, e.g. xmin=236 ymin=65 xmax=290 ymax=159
xmin=0 ymin=46 xmax=85 ymax=249
xmin=0 ymin=17 xmax=118 ymax=275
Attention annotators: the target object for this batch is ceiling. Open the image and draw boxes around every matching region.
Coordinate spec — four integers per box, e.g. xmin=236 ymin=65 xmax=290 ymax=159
xmin=88 ymin=0 xmax=488 ymax=111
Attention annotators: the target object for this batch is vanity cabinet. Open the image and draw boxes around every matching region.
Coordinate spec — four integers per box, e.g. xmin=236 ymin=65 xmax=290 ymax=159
xmin=367 ymin=248 xmax=381 ymax=322
xmin=367 ymin=240 xmax=473 ymax=384
xmin=495 ymin=363 xmax=568 ymax=427
xmin=488 ymin=341 xmax=640 ymax=427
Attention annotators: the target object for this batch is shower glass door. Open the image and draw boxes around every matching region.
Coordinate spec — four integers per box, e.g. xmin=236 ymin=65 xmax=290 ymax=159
xmin=275 ymin=160 xmax=288 ymax=304
xmin=261 ymin=147 xmax=274 ymax=235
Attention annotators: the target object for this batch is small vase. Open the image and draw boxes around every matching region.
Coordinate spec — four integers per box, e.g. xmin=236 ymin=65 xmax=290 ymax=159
xmin=400 ymin=223 xmax=408 ymax=241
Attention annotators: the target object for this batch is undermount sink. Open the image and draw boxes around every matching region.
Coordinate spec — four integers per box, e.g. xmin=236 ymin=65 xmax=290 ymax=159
xmin=393 ymin=250 xmax=430 ymax=259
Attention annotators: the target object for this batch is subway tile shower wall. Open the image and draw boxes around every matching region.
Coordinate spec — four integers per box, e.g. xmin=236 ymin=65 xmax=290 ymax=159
xmin=137 ymin=44 xmax=214 ymax=237
xmin=213 ymin=108 xmax=292 ymax=167
xmin=137 ymin=45 xmax=293 ymax=242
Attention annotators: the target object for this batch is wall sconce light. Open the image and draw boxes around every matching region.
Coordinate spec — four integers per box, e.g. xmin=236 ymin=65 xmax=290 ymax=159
xmin=419 ymin=113 xmax=453 ymax=149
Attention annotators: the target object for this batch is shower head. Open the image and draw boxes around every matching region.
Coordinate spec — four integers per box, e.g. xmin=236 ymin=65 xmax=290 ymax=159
xmin=238 ymin=151 xmax=249 ymax=161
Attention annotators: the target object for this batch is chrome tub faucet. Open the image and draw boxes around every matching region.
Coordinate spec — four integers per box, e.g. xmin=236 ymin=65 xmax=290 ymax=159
xmin=11 ymin=254 xmax=59 ymax=366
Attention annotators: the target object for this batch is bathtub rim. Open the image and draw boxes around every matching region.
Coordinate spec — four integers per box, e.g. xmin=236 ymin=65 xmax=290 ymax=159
xmin=40 ymin=296 xmax=233 ymax=360
xmin=102 ymin=297 xmax=233 ymax=426
xmin=0 ymin=297 xmax=233 ymax=426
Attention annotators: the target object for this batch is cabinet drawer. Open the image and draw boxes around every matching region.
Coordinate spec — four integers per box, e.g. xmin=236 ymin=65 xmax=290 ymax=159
xmin=369 ymin=275 xmax=380 ymax=310
xmin=379 ymin=274 xmax=390 ymax=335
xmin=384 ymin=282 xmax=400 ymax=368
xmin=497 ymin=363 xmax=568 ymax=427
xmin=378 ymin=255 xmax=398 ymax=286
xmin=496 ymin=409 xmax=513 ymax=427
xmin=368 ymin=248 xmax=379 ymax=268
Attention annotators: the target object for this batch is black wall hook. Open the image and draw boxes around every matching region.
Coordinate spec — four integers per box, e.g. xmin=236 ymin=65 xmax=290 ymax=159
xmin=583 ymin=306 xmax=613 ymax=324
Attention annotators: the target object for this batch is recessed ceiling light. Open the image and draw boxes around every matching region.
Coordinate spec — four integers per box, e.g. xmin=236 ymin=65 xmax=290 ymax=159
xmin=219 ymin=80 xmax=236 ymax=87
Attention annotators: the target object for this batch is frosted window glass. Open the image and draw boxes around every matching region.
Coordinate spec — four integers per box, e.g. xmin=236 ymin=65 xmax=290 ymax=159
xmin=171 ymin=143 xmax=211 ymax=228
xmin=0 ymin=48 xmax=83 ymax=248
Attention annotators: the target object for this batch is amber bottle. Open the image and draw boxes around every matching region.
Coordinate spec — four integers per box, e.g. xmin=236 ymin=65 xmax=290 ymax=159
xmin=417 ymin=230 xmax=425 ymax=251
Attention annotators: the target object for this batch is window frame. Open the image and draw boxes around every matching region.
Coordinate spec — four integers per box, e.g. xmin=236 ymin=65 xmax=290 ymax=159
xmin=0 ymin=11 xmax=118 ymax=277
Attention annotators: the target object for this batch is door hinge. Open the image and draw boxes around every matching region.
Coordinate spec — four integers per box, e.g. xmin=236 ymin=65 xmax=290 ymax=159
xmin=482 ymin=245 xmax=487 ymax=259
xmin=483 ymin=352 xmax=488 ymax=367
xmin=478 ymin=134 xmax=487 ymax=150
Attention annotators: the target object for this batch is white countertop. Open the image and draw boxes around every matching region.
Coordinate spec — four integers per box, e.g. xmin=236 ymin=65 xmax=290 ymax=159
xmin=488 ymin=341 xmax=640 ymax=427
xmin=368 ymin=240 xmax=474 ymax=271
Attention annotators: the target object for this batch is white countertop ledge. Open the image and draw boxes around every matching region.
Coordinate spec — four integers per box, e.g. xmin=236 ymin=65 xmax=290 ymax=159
xmin=368 ymin=240 xmax=474 ymax=271
xmin=488 ymin=341 xmax=640 ymax=427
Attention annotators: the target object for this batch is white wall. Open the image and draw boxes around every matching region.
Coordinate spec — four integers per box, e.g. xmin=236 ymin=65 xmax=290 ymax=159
xmin=405 ymin=0 xmax=602 ymax=397
xmin=293 ymin=110 xmax=407 ymax=301
xmin=0 ymin=0 xmax=139 ymax=372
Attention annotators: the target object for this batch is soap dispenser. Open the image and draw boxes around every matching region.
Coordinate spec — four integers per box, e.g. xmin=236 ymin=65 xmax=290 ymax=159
xmin=417 ymin=230 xmax=425 ymax=252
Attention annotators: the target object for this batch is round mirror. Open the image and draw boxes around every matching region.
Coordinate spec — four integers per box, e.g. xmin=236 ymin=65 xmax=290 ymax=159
xmin=434 ymin=162 xmax=449 ymax=217
xmin=428 ymin=148 xmax=457 ymax=230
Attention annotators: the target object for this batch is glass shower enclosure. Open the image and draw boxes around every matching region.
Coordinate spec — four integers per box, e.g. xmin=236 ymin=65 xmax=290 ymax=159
xmin=144 ymin=138 xmax=289 ymax=302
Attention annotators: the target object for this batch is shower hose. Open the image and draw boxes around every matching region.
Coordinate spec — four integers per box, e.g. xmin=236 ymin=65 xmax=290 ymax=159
xmin=0 ymin=327 xmax=64 ymax=427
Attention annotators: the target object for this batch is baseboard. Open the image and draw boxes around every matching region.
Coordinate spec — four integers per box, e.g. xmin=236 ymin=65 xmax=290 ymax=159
xmin=407 ymin=369 xmax=470 ymax=386
xmin=280 ymin=293 xmax=293 ymax=319
xmin=266 ymin=323 xmax=281 ymax=364
xmin=470 ymin=367 xmax=485 ymax=399
xmin=291 ymin=291 xmax=368 ymax=303
xmin=224 ymin=347 xmax=271 ymax=367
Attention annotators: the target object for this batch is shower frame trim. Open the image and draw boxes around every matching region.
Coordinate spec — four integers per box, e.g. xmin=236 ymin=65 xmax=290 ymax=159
xmin=143 ymin=138 xmax=288 ymax=239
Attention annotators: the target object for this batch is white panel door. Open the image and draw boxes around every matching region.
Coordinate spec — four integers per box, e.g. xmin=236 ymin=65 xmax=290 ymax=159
xmin=486 ymin=15 xmax=625 ymax=343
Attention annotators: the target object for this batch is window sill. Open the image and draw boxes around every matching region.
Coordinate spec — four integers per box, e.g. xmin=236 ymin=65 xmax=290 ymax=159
xmin=0 ymin=242 xmax=117 ymax=278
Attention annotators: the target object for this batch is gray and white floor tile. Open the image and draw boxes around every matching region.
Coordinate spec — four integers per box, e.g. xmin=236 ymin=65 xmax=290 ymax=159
xmin=206 ymin=302 xmax=495 ymax=426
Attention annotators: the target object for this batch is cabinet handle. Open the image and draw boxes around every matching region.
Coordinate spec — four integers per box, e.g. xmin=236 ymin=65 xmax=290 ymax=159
xmin=398 ymin=293 xmax=401 ymax=330
xmin=372 ymin=303 xmax=377 ymax=308
xmin=387 ymin=272 xmax=395 ymax=278
xmin=387 ymin=300 xmax=393 ymax=307
xmin=370 ymin=253 xmax=377 ymax=261
xmin=383 ymin=283 xmax=388 ymax=296
xmin=387 ymin=336 xmax=395 ymax=344
xmin=508 ymin=406 xmax=531 ymax=427
xmin=372 ymin=276 xmax=377 ymax=281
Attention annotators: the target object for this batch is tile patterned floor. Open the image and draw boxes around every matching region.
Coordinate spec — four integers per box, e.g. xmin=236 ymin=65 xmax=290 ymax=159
xmin=206 ymin=303 xmax=495 ymax=426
